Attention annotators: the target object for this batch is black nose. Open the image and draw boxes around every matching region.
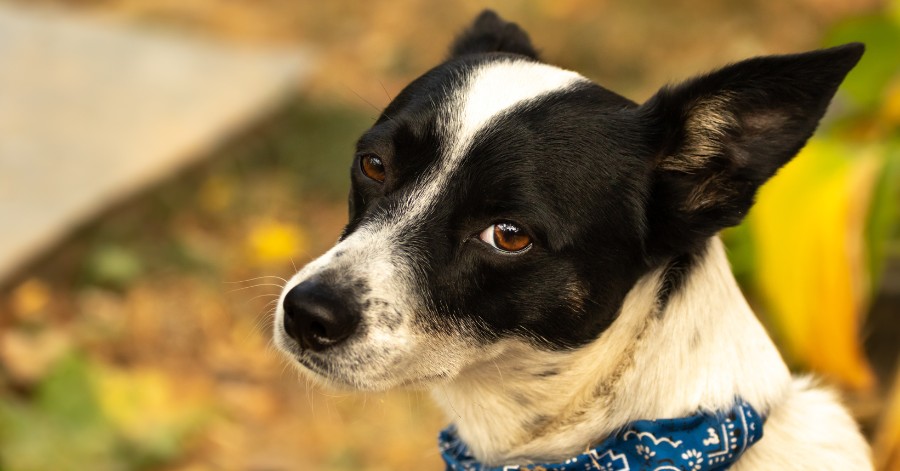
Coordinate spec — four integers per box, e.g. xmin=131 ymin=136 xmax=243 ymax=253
xmin=282 ymin=280 xmax=360 ymax=352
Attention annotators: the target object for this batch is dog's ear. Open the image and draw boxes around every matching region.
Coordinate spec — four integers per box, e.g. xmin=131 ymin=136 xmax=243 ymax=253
xmin=640 ymin=43 xmax=864 ymax=258
xmin=449 ymin=10 xmax=539 ymax=60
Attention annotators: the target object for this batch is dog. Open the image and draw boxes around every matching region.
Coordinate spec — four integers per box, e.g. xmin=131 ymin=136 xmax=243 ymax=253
xmin=273 ymin=10 xmax=872 ymax=470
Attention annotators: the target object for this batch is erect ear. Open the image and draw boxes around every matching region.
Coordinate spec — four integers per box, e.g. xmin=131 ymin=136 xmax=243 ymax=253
xmin=640 ymin=43 xmax=864 ymax=258
xmin=448 ymin=10 xmax=539 ymax=60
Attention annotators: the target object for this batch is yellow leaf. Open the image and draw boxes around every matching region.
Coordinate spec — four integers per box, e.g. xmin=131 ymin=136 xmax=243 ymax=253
xmin=749 ymin=138 xmax=879 ymax=391
xmin=91 ymin=365 xmax=209 ymax=445
xmin=246 ymin=220 xmax=308 ymax=265
xmin=10 ymin=278 xmax=51 ymax=322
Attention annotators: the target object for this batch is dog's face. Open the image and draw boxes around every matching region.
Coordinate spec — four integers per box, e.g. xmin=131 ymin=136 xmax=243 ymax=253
xmin=276 ymin=57 xmax=650 ymax=389
xmin=273 ymin=11 xmax=863 ymax=390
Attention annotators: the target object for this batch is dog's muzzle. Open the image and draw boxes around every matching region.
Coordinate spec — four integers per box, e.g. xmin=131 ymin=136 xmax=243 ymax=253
xmin=282 ymin=280 xmax=361 ymax=352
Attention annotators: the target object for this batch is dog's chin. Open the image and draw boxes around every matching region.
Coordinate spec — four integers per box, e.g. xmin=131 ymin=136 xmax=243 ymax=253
xmin=274 ymin=336 xmax=455 ymax=392
xmin=292 ymin=355 xmax=377 ymax=391
xmin=286 ymin=353 xmax=451 ymax=391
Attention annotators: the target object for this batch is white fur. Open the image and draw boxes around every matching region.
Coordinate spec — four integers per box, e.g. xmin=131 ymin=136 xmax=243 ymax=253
xmin=732 ymin=377 xmax=872 ymax=470
xmin=431 ymin=238 xmax=873 ymax=469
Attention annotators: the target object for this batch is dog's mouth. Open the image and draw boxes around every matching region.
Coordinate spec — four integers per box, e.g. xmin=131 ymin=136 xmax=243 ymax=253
xmin=296 ymin=353 xmax=330 ymax=376
xmin=285 ymin=347 xmax=449 ymax=390
xmin=275 ymin=321 xmax=463 ymax=391
xmin=273 ymin=326 xmax=334 ymax=378
xmin=275 ymin=327 xmax=394 ymax=390
xmin=284 ymin=348 xmax=365 ymax=389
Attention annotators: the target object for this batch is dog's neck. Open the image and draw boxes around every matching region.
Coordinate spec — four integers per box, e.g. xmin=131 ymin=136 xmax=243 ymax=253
xmin=430 ymin=237 xmax=792 ymax=466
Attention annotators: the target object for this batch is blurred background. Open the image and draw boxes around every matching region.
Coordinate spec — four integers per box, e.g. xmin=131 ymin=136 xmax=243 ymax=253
xmin=0 ymin=0 xmax=898 ymax=470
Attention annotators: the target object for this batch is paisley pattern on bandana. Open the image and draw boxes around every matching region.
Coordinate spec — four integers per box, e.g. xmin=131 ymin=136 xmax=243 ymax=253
xmin=439 ymin=400 xmax=763 ymax=471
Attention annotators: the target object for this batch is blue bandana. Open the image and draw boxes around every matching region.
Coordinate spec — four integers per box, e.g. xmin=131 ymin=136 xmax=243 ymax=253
xmin=440 ymin=400 xmax=763 ymax=471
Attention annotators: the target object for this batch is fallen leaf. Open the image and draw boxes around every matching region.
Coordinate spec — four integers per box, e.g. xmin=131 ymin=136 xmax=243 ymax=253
xmin=245 ymin=220 xmax=308 ymax=266
xmin=9 ymin=278 xmax=51 ymax=323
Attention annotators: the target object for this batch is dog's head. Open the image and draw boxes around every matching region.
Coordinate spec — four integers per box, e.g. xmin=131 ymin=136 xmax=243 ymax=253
xmin=273 ymin=10 xmax=862 ymax=390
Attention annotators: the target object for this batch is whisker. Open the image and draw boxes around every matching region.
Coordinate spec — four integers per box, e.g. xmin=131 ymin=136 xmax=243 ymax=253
xmin=245 ymin=293 xmax=281 ymax=303
xmin=378 ymin=79 xmax=393 ymax=103
xmin=406 ymin=389 xmax=413 ymax=418
xmin=319 ymin=389 xmax=352 ymax=399
xmin=491 ymin=358 xmax=505 ymax=387
xmin=345 ymin=84 xmax=396 ymax=123
xmin=224 ymin=275 xmax=287 ymax=284
xmin=226 ymin=283 xmax=285 ymax=293
xmin=251 ymin=303 xmax=279 ymax=333
xmin=440 ymin=385 xmax=462 ymax=420
xmin=238 ymin=304 xmax=277 ymax=345
xmin=279 ymin=357 xmax=292 ymax=378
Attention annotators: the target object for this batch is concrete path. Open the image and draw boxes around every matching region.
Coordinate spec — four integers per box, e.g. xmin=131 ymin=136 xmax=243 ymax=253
xmin=0 ymin=5 xmax=313 ymax=282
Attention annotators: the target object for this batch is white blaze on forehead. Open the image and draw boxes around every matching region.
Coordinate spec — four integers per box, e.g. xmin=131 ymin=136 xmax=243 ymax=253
xmin=396 ymin=59 xmax=588 ymax=221
xmin=447 ymin=59 xmax=587 ymax=159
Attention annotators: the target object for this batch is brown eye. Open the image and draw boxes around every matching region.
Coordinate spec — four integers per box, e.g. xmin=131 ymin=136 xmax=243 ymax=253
xmin=360 ymin=154 xmax=386 ymax=183
xmin=478 ymin=222 xmax=532 ymax=253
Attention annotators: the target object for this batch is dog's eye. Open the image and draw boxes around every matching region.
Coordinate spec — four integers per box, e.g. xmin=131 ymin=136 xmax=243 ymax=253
xmin=478 ymin=222 xmax=532 ymax=253
xmin=359 ymin=154 xmax=386 ymax=183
